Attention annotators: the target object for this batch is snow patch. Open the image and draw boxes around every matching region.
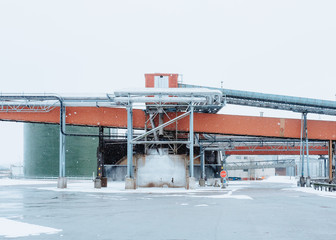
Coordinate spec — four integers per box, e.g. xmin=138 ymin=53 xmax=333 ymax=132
xmin=0 ymin=178 xmax=55 ymax=186
xmin=191 ymin=193 xmax=253 ymax=200
xmin=0 ymin=218 xmax=61 ymax=238
xmin=262 ymin=176 xmax=297 ymax=184
xmin=195 ymin=204 xmax=208 ymax=207
xmin=283 ymin=187 xmax=336 ymax=199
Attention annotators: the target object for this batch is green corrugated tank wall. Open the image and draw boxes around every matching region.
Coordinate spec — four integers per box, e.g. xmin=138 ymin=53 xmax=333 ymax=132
xmin=24 ymin=123 xmax=98 ymax=177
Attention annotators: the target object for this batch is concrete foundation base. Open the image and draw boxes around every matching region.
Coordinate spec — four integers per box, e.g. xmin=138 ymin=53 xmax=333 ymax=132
xmin=94 ymin=179 xmax=101 ymax=189
xmin=207 ymin=178 xmax=221 ymax=187
xmin=101 ymin=177 xmax=108 ymax=188
xmin=125 ymin=178 xmax=136 ymax=190
xmin=199 ymin=178 xmax=205 ymax=187
xmin=57 ymin=177 xmax=67 ymax=189
xmin=187 ymin=177 xmax=196 ymax=190
xmin=299 ymin=176 xmax=306 ymax=187
xmin=306 ymin=177 xmax=311 ymax=187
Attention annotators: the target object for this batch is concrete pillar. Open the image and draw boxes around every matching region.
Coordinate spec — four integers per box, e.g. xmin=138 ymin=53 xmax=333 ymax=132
xmin=94 ymin=178 xmax=101 ymax=189
xmin=187 ymin=177 xmax=196 ymax=190
xmin=199 ymin=178 xmax=205 ymax=187
xmin=57 ymin=177 xmax=67 ymax=189
xmin=125 ymin=177 xmax=136 ymax=190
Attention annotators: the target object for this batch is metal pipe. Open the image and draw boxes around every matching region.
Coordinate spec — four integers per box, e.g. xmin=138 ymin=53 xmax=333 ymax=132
xmin=179 ymin=84 xmax=336 ymax=112
xmin=114 ymin=96 xmax=207 ymax=103
xmin=113 ymin=88 xmax=222 ymax=97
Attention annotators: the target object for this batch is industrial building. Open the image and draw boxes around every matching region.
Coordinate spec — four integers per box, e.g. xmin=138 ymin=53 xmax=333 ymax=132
xmin=0 ymin=73 xmax=335 ymax=189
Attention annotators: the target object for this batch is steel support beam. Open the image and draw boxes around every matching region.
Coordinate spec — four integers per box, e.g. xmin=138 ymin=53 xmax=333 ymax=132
xmin=58 ymin=105 xmax=67 ymax=188
xmin=97 ymin=126 xmax=104 ymax=179
xmin=300 ymin=113 xmax=304 ymax=178
xmin=132 ymin=140 xmax=190 ymax=145
xmin=200 ymin=146 xmax=205 ymax=179
xmin=329 ymin=140 xmax=333 ymax=182
xmin=127 ymin=106 xmax=133 ymax=178
xmin=59 ymin=106 xmax=66 ymax=178
xmin=132 ymin=111 xmax=190 ymax=142
xmin=189 ymin=105 xmax=194 ymax=177
xmin=304 ymin=113 xmax=310 ymax=178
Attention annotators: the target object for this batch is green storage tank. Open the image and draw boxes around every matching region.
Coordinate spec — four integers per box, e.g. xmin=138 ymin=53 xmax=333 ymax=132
xmin=24 ymin=123 xmax=99 ymax=177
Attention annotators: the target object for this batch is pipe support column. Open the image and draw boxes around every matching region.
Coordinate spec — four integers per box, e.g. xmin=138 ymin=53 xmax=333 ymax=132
xmin=329 ymin=140 xmax=333 ymax=182
xmin=127 ymin=105 xmax=133 ymax=178
xmin=189 ymin=105 xmax=194 ymax=178
xmin=200 ymin=146 xmax=205 ymax=180
xmin=58 ymin=106 xmax=67 ymax=188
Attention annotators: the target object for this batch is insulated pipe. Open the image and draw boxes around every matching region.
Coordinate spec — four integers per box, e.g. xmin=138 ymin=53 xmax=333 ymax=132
xmin=179 ymin=84 xmax=336 ymax=111
xmin=113 ymin=96 xmax=207 ymax=103
xmin=113 ymin=88 xmax=222 ymax=97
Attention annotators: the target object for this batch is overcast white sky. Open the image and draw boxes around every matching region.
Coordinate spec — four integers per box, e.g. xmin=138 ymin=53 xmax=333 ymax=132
xmin=0 ymin=0 xmax=336 ymax=167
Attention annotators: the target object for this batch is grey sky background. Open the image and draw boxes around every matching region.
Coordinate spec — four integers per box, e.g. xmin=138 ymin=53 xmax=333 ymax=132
xmin=0 ymin=0 xmax=336 ymax=167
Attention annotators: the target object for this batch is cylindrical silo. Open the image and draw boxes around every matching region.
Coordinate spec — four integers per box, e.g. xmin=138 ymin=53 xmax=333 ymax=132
xmin=24 ymin=123 xmax=98 ymax=177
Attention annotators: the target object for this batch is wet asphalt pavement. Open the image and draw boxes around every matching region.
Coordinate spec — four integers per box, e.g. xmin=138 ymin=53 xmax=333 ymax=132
xmin=1 ymin=180 xmax=336 ymax=240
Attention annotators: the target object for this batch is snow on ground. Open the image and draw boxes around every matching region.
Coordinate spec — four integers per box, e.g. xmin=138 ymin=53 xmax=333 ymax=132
xmin=0 ymin=178 xmax=56 ymax=186
xmin=11 ymin=179 xmax=254 ymax=200
xmin=189 ymin=189 xmax=253 ymax=200
xmin=0 ymin=177 xmax=306 ymax=201
xmin=37 ymin=180 xmax=251 ymax=198
xmin=261 ymin=176 xmax=298 ymax=185
xmin=227 ymin=181 xmax=251 ymax=185
xmin=283 ymin=187 xmax=336 ymax=199
xmin=0 ymin=217 xmax=62 ymax=238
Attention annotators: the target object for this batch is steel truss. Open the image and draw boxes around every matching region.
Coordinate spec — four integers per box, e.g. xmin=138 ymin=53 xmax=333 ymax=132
xmin=196 ymin=135 xmax=328 ymax=153
xmin=221 ymin=159 xmax=296 ymax=170
xmin=117 ymin=88 xmax=223 ymax=180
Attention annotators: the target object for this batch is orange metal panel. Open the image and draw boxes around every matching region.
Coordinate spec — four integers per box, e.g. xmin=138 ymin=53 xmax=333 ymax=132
xmin=162 ymin=113 xmax=336 ymax=140
xmin=0 ymin=107 xmax=146 ymax=129
xmin=144 ymin=74 xmax=155 ymax=88
xmin=0 ymin=107 xmax=336 ymax=140
xmin=144 ymin=73 xmax=178 ymax=88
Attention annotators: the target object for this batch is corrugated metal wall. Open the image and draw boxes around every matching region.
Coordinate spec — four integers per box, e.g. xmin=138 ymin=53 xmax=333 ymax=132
xmin=24 ymin=123 xmax=98 ymax=177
